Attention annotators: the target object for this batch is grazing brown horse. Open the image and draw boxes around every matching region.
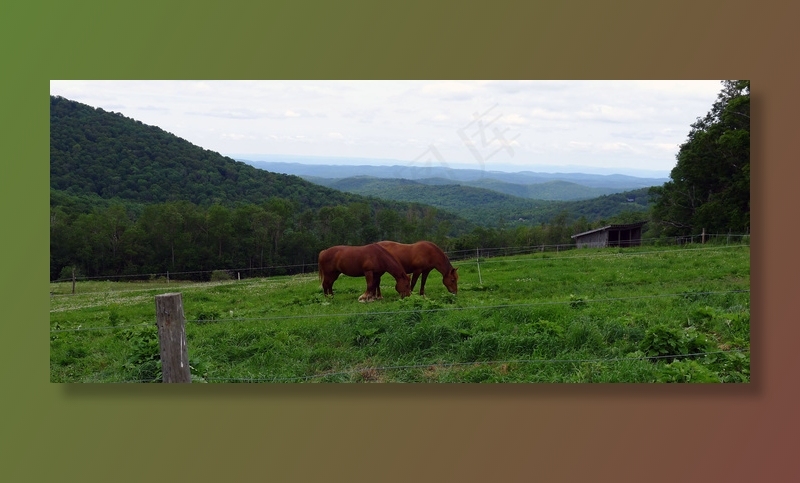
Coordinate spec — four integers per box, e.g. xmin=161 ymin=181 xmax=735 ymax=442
xmin=377 ymin=240 xmax=458 ymax=296
xmin=318 ymin=243 xmax=411 ymax=302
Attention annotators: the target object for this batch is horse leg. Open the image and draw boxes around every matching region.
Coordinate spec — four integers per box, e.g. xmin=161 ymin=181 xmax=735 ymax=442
xmin=360 ymin=270 xmax=375 ymax=302
xmin=375 ymin=274 xmax=383 ymax=300
xmin=419 ymin=270 xmax=432 ymax=296
xmin=409 ymin=271 xmax=421 ymax=292
xmin=322 ymin=272 xmax=339 ymax=296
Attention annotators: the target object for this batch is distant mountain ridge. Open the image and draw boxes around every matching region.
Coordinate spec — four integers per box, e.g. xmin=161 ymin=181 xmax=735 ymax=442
xmin=237 ymin=160 xmax=668 ymax=200
xmin=277 ymin=174 xmax=652 ymax=227
xmin=303 ymin=175 xmax=618 ymax=201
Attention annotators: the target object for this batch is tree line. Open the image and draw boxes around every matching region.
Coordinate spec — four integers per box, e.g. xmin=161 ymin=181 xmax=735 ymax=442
xmin=50 ymin=196 xmax=603 ymax=281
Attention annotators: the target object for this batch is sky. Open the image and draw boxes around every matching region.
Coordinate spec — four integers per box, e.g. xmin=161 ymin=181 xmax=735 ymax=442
xmin=49 ymin=80 xmax=724 ymax=177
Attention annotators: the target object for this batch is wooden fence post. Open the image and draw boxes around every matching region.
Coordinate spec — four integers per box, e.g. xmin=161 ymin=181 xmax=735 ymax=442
xmin=476 ymin=248 xmax=483 ymax=286
xmin=155 ymin=293 xmax=191 ymax=383
xmin=72 ymin=267 xmax=76 ymax=294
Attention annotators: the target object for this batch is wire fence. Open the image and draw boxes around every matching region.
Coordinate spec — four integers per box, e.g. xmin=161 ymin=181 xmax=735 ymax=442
xmin=49 ymin=233 xmax=750 ymax=285
xmin=50 ymin=287 xmax=751 ymax=382
xmin=202 ymin=348 xmax=751 ymax=383
xmin=107 ymin=347 xmax=751 ymax=384
xmin=50 ymin=288 xmax=750 ymax=333
xmin=50 ymin=234 xmax=750 ymax=298
xmin=50 ymin=236 xmax=750 ymax=383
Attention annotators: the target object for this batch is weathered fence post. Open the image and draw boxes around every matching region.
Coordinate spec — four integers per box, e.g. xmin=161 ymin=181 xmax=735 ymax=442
xmin=72 ymin=267 xmax=76 ymax=295
xmin=155 ymin=293 xmax=191 ymax=383
xmin=702 ymin=228 xmax=706 ymax=244
xmin=476 ymin=247 xmax=483 ymax=286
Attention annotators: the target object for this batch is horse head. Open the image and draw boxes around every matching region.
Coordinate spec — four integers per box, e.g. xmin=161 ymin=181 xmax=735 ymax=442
xmin=443 ymin=267 xmax=459 ymax=295
xmin=395 ymin=273 xmax=412 ymax=298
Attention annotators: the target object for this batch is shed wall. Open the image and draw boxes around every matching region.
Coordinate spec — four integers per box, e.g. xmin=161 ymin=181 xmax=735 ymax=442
xmin=575 ymin=230 xmax=609 ymax=248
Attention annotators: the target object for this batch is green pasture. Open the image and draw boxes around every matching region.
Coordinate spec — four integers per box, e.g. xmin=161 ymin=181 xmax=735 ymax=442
xmin=50 ymin=243 xmax=751 ymax=383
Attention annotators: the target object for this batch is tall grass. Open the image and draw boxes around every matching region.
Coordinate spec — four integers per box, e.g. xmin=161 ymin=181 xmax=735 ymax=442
xmin=50 ymin=243 xmax=750 ymax=383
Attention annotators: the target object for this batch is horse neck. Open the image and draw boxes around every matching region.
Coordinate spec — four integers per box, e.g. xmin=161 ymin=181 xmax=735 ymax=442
xmin=374 ymin=245 xmax=406 ymax=280
xmin=384 ymin=256 xmax=407 ymax=279
xmin=430 ymin=246 xmax=453 ymax=275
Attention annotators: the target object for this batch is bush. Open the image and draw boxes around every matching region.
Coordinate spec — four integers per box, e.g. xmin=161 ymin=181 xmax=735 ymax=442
xmin=211 ymin=270 xmax=232 ymax=282
xmin=565 ymin=319 xmax=604 ymax=352
xmin=58 ymin=265 xmax=82 ymax=281
xmin=639 ymin=324 xmax=711 ymax=362
xmin=657 ymin=360 xmax=720 ymax=383
xmin=122 ymin=325 xmax=162 ymax=382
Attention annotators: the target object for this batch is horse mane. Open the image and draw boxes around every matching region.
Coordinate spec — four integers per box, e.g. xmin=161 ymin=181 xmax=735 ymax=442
xmin=421 ymin=240 xmax=455 ymax=273
xmin=372 ymin=243 xmax=405 ymax=277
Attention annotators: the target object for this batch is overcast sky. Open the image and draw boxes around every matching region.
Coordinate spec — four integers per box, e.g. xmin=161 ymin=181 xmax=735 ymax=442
xmin=50 ymin=80 xmax=724 ymax=177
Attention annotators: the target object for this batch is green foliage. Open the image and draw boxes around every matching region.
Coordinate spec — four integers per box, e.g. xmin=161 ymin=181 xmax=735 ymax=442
xmin=122 ymin=325 xmax=162 ymax=382
xmin=657 ymin=360 xmax=721 ymax=383
xmin=57 ymin=265 xmax=81 ymax=281
xmin=639 ymin=324 xmax=712 ymax=362
xmin=210 ymin=270 xmax=232 ymax=282
xmin=651 ymin=80 xmax=750 ymax=236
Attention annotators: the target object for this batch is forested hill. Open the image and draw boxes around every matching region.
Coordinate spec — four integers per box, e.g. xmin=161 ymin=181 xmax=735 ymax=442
xmin=51 ymin=95 xmax=367 ymax=209
xmin=50 ymin=95 xmax=480 ymax=281
xmin=301 ymin=175 xmax=651 ymax=226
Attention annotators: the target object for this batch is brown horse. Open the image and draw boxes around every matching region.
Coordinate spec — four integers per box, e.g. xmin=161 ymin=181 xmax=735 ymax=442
xmin=318 ymin=243 xmax=411 ymax=302
xmin=377 ymin=240 xmax=458 ymax=296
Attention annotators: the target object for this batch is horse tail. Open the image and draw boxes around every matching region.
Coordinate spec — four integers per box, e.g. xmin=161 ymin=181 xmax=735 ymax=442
xmin=318 ymin=249 xmax=326 ymax=283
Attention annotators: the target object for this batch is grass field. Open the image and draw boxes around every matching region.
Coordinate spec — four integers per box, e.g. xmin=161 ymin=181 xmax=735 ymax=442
xmin=50 ymin=242 xmax=750 ymax=383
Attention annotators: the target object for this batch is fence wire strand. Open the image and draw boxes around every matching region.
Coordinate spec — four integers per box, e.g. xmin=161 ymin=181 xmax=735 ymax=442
xmin=202 ymin=348 xmax=751 ymax=383
xmin=49 ymin=289 xmax=750 ymax=333
xmin=79 ymin=348 xmax=749 ymax=383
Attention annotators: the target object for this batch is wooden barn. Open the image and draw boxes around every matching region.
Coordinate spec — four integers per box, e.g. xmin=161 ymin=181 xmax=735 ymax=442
xmin=571 ymin=221 xmax=648 ymax=248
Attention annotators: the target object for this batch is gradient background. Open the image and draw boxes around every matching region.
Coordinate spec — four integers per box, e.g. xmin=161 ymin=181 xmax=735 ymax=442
xmin=3 ymin=1 xmax=796 ymax=481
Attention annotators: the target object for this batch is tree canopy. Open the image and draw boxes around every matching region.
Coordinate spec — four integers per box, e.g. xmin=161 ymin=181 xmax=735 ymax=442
xmin=650 ymin=80 xmax=750 ymax=236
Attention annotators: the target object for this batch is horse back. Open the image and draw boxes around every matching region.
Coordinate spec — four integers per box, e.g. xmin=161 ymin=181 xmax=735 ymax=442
xmin=320 ymin=244 xmax=403 ymax=278
xmin=379 ymin=240 xmax=449 ymax=270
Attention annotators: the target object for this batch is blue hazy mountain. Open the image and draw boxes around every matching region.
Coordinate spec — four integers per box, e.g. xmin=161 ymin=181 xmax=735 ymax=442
xmin=234 ymin=155 xmax=669 ymax=201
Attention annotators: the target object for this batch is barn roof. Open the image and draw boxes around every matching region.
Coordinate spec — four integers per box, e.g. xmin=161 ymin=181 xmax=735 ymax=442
xmin=571 ymin=221 xmax=648 ymax=239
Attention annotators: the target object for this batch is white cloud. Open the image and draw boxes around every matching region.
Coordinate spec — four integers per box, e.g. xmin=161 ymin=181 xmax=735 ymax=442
xmin=49 ymin=79 xmax=725 ymax=175
xmin=419 ymin=81 xmax=482 ymax=100
xmin=502 ymin=113 xmax=528 ymax=125
xmin=598 ymin=142 xmax=637 ymax=153
xmin=221 ymin=133 xmax=248 ymax=140
xmin=577 ymin=104 xmax=643 ymax=123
